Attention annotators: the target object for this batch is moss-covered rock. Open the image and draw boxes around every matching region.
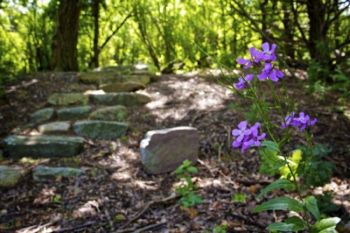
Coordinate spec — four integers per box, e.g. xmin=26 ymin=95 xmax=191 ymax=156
xmin=38 ymin=121 xmax=71 ymax=134
xmin=73 ymin=120 xmax=128 ymax=140
xmin=100 ymin=81 xmax=145 ymax=92
xmin=89 ymin=106 xmax=127 ymax=121
xmin=89 ymin=92 xmax=151 ymax=106
xmin=30 ymin=108 xmax=55 ymax=124
xmin=48 ymin=93 xmax=89 ymax=106
xmin=3 ymin=135 xmax=84 ymax=158
xmin=33 ymin=166 xmax=83 ymax=181
xmin=56 ymin=106 xmax=92 ymax=120
xmin=0 ymin=165 xmax=26 ymax=188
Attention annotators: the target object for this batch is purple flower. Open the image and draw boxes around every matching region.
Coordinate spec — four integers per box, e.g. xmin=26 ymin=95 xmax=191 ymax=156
xmin=232 ymin=121 xmax=266 ymax=153
xmin=281 ymin=112 xmax=317 ymax=131
xmin=233 ymin=74 xmax=254 ymax=90
xmin=261 ymin=42 xmax=277 ymax=62
xmin=257 ymin=63 xmax=284 ymax=82
xmin=236 ymin=57 xmax=252 ymax=69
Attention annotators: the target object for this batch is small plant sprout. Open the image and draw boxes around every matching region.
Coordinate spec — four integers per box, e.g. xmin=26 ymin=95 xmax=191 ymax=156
xmin=231 ymin=42 xmax=338 ymax=232
xmin=175 ymin=159 xmax=203 ymax=208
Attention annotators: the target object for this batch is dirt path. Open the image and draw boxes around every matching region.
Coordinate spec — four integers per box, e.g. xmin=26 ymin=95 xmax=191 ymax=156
xmin=1 ymin=73 xmax=350 ymax=232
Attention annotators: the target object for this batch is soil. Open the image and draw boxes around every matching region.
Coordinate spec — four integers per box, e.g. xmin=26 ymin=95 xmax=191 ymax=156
xmin=0 ymin=71 xmax=350 ymax=232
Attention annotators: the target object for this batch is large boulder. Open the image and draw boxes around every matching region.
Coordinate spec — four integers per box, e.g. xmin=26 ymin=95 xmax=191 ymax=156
xmin=30 ymin=108 xmax=55 ymax=124
xmin=100 ymin=81 xmax=145 ymax=92
xmin=89 ymin=106 xmax=127 ymax=121
xmin=140 ymin=127 xmax=199 ymax=174
xmin=56 ymin=106 xmax=92 ymax=120
xmin=73 ymin=120 xmax=128 ymax=140
xmin=0 ymin=165 xmax=26 ymax=188
xmin=38 ymin=121 xmax=71 ymax=134
xmin=3 ymin=135 xmax=84 ymax=158
xmin=33 ymin=166 xmax=83 ymax=181
xmin=48 ymin=93 xmax=89 ymax=106
xmin=89 ymin=92 xmax=151 ymax=106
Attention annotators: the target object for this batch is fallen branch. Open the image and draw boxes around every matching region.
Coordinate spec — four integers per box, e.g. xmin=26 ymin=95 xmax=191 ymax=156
xmin=115 ymin=221 xmax=166 ymax=233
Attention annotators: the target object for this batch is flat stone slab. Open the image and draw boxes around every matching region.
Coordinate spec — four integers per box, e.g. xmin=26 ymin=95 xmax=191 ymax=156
xmin=33 ymin=166 xmax=83 ymax=181
xmin=73 ymin=120 xmax=128 ymax=140
xmin=48 ymin=93 xmax=89 ymax=106
xmin=38 ymin=121 xmax=71 ymax=134
xmin=79 ymin=71 xmax=151 ymax=86
xmin=89 ymin=92 xmax=151 ymax=106
xmin=30 ymin=108 xmax=54 ymax=124
xmin=0 ymin=165 xmax=25 ymax=188
xmin=57 ymin=106 xmax=92 ymax=120
xmin=3 ymin=135 xmax=84 ymax=158
xmin=140 ymin=126 xmax=199 ymax=174
xmin=89 ymin=106 xmax=127 ymax=121
xmin=100 ymin=81 xmax=145 ymax=92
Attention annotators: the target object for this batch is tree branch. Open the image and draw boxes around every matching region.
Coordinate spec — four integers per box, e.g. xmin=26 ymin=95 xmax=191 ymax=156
xmin=99 ymin=12 xmax=132 ymax=51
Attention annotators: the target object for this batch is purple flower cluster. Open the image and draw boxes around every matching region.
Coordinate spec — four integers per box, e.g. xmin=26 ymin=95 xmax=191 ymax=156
xmin=234 ymin=42 xmax=284 ymax=90
xmin=281 ymin=112 xmax=317 ymax=131
xmin=232 ymin=121 xmax=266 ymax=153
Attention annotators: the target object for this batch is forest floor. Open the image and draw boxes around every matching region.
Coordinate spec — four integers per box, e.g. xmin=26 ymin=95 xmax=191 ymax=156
xmin=1 ymin=71 xmax=350 ymax=232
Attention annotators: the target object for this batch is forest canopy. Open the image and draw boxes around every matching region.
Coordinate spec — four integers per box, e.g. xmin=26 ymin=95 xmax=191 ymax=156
xmin=0 ymin=0 xmax=349 ymax=81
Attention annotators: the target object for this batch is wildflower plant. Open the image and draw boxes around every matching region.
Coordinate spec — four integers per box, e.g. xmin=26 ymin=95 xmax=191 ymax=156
xmin=231 ymin=42 xmax=338 ymax=232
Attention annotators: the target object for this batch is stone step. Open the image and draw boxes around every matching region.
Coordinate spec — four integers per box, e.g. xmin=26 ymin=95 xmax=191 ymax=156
xmin=0 ymin=165 xmax=27 ymax=188
xmin=89 ymin=92 xmax=151 ymax=106
xmin=56 ymin=106 xmax=92 ymax=120
xmin=3 ymin=135 xmax=84 ymax=158
xmin=33 ymin=166 xmax=83 ymax=181
xmin=38 ymin=121 xmax=71 ymax=134
xmin=73 ymin=120 xmax=128 ymax=140
xmin=30 ymin=107 xmax=55 ymax=124
xmin=100 ymin=81 xmax=145 ymax=92
xmin=48 ymin=93 xmax=89 ymax=106
xmin=79 ymin=72 xmax=151 ymax=86
xmin=89 ymin=105 xmax=127 ymax=121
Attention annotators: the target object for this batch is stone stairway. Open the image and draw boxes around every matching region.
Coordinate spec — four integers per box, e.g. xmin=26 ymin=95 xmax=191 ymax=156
xmin=1 ymin=66 xmax=156 ymax=187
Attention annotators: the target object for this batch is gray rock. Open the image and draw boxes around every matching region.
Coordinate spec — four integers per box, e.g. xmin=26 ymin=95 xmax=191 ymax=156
xmin=89 ymin=106 xmax=127 ymax=121
xmin=3 ymin=135 xmax=84 ymax=158
xmin=56 ymin=106 xmax=92 ymax=120
xmin=30 ymin=108 xmax=55 ymax=124
xmin=73 ymin=120 xmax=128 ymax=140
xmin=38 ymin=121 xmax=71 ymax=134
xmin=100 ymin=81 xmax=145 ymax=92
xmin=89 ymin=92 xmax=151 ymax=106
xmin=140 ymin=127 xmax=199 ymax=174
xmin=33 ymin=166 xmax=83 ymax=181
xmin=48 ymin=93 xmax=89 ymax=106
xmin=0 ymin=165 xmax=25 ymax=187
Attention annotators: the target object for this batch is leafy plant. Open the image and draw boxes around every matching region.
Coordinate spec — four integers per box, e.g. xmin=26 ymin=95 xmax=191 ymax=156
xmin=175 ymin=160 xmax=203 ymax=208
xmin=213 ymin=223 xmax=228 ymax=233
xmin=230 ymin=43 xmax=339 ymax=232
xmin=231 ymin=193 xmax=247 ymax=203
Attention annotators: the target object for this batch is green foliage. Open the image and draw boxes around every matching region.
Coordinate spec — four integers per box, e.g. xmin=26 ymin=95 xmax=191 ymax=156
xmin=231 ymin=193 xmax=247 ymax=203
xmin=257 ymin=179 xmax=295 ymax=199
xmin=267 ymin=217 xmax=306 ymax=232
xmin=253 ymin=197 xmax=304 ymax=213
xmin=213 ymin=223 xmax=228 ymax=233
xmin=175 ymin=160 xmax=202 ymax=208
xmin=311 ymin=217 xmax=341 ymax=233
xmin=304 ymin=196 xmax=320 ymax=220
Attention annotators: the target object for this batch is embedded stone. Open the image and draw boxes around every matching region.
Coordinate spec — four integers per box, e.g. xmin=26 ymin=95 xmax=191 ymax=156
xmin=48 ymin=93 xmax=89 ymax=106
xmin=73 ymin=120 xmax=128 ymax=140
xmin=30 ymin=108 xmax=54 ymax=124
xmin=140 ymin=127 xmax=199 ymax=174
xmin=56 ymin=106 xmax=92 ymax=120
xmin=3 ymin=135 xmax=84 ymax=158
xmin=33 ymin=166 xmax=83 ymax=181
xmin=100 ymin=81 xmax=145 ymax=92
xmin=38 ymin=121 xmax=71 ymax=134
xmin=0 ymin=165 xmax=25 ymax=188
xmin=89 ymin=92 xmax=151 ymax=106
xmin=89 ymin=106 xmax=127 ymax=121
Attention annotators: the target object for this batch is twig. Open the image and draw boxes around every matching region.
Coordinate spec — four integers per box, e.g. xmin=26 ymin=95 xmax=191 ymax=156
xmin=115 ymin=221 xmax=167 ymax=233
xmin=54 ymin=221 xmax=97 ymax=233
xmin=116 ymin=193 xmax=177 ymax=231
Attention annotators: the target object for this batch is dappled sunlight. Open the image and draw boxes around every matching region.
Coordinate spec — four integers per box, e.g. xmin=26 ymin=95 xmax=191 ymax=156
xmin=73 ymin=199 xmax=102 ymax=218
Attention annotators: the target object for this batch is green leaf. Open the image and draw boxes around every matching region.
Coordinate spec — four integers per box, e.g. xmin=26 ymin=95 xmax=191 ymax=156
xmin=187 ymin=166 xmax=198 ymax=174
xmin=267 ymin=217 xmax=306 ymax=232
xmin=257 ymin=179 xmax=295 ymax=199
xmin=253 ymin=197 xmax=304 ymax=213
xmin=304 ymin=196 xmax=320 ymax=220
xmin=259 ymin=148 xmax=285 ymax=175
xmin=231 ymin=193 xmax=247 ymax=203
xmin=262 ymin=140 xmax=280 ymax=152
xmin=311 ymin=217 xmax=341 ymax=233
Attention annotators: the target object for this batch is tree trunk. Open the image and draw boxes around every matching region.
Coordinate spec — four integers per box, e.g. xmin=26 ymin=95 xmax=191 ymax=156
xmin=91 ymin=0 xmax=100 ymax=68
xmin=282 ymin=2 xmax=295 ymax=64
xmin=52 ymin=0 xmax=81 ymax=71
